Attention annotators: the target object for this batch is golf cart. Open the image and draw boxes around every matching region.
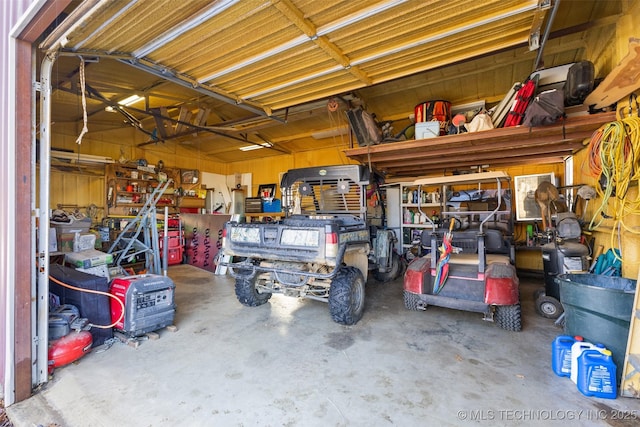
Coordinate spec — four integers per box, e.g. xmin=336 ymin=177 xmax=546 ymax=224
xmin=403 ymin=171 xmax=522 ymax=331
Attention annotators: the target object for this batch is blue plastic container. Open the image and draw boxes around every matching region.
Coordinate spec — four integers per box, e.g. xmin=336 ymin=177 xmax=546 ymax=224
xmin=552 ymin=335 xmax=582 ymax=377
xmin=577 ymin=349 xmax=617 ymax=399
xmin=262 ymin=198 xmax=281 ymax=213
xmin=570 ymin=341 xmax=606 ymax=384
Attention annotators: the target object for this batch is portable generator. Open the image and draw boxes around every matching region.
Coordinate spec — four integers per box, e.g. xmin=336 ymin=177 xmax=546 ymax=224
xmin=536 ymin=212 xmax=589 ymax=319
xmin=110 ymin=274 xmax=176 ymax=336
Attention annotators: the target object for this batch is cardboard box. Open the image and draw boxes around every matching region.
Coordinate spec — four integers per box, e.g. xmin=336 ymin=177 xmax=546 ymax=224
xmin=65 ymin=249 xmax=113 ymax=269
xmin=415 ymin=121 xmax=440 ymax=139
xmin=73 ymin=232 xmax=97 ymax=252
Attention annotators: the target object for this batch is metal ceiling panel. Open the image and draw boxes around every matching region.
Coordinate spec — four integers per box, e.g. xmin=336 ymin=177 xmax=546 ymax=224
xmin=38 ymin=0 xmax=626 ymax=169
xmin=45 ymin=0 xmax=542 ymax=112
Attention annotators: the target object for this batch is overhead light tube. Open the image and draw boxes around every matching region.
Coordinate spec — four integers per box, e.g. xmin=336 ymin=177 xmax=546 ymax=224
xmin=239 ymin=142 xmax=273 ymax=151
xmin=118 ymin=94 xmax=144 ymax=106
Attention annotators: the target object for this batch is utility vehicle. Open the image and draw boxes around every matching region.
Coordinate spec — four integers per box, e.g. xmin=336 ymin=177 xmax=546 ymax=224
xmin=220 ymin=165 xmax=402 ymax=325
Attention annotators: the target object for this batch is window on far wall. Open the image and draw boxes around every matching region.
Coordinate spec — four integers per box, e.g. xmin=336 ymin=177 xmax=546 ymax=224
xmin=514 ymin=173 xmax=556 ymax=221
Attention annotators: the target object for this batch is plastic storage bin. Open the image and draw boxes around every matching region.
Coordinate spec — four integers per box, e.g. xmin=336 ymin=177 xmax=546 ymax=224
xmin=556 ymin=273 xmax=636 ymax=383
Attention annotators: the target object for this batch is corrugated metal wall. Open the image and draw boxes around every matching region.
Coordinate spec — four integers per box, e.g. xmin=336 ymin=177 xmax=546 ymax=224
xmin=1 ymin=0 xmax=41 ymax=403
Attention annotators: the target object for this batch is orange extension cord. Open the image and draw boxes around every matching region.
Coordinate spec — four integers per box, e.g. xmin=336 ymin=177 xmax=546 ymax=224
xmin=49 ymin=274 xmax=124 ymax=329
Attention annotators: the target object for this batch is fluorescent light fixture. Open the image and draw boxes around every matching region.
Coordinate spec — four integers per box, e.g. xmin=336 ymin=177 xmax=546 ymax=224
xmin=239 ymin=142 xmax=273 ymax=152
xmin=311 ymin=127 xmax=349 ymax=139
xmin=316 ymin=0 xmax=406 ymax=36
xmin=199 ymin=0 xmax=406 ymax=84
xmin=199 ymin=35 xmax=308 ymax=83
xmin=133 ymin=0 xmax=240 ymax=58
xmin=118 ymin=94 xmax=144 ymax=106
xmin=51 ymin=150 xmax=115 ymax=164
xmin=351 ymin=3 xmax=539 ymax=66
xmin=241 ymin=65 xmax=342 ymax=99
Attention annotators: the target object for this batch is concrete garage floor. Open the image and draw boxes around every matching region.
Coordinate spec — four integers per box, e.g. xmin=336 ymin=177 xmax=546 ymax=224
xmin=7 ymin=265 xmax=640 ymax=427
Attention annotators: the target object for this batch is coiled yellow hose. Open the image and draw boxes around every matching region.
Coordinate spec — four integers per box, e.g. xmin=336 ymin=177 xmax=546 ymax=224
xmin=585 ymin=116 xmax=640 ymax=261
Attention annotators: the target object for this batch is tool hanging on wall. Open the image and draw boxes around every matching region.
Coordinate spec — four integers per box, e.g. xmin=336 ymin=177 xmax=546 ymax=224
xmin=585 ymin=114 xmax=640 ymax=263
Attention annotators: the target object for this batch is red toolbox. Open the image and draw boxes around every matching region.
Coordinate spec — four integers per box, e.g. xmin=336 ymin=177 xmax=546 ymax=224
xmin=166 ymin=247 xmax=183 ymax=265
xmin=159 ymin=230 xmax=184 ymax=265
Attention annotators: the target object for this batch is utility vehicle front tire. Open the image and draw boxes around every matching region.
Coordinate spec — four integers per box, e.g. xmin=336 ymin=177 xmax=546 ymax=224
xmin=329 ymin=266 xmax=365 ymax=325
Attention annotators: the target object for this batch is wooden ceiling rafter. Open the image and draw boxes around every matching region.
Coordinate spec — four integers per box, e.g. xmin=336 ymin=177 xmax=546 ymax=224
xmin=270 ymin=0 xmax=372 ymax=86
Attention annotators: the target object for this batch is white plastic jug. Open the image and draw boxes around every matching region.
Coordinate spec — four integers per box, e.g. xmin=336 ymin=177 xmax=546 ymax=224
xmin=570 ymin=341 xmax=606 ymax=383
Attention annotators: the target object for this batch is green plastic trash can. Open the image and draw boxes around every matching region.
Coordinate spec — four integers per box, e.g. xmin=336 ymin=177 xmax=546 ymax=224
xmin=556 ymin=273 xmax=636 ymax=384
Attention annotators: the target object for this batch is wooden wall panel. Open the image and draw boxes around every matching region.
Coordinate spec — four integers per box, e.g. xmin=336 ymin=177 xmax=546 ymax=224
xmin=570 ymin=2 xmax=640 ymax=281
xmin=50 ymin=171 xmax=105 ymax=223
xmin=223 ymin=146 xmax=355 ymax=197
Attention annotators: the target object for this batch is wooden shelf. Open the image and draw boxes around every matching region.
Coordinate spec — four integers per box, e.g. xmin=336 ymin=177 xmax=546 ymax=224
xmin=344 ymin=111 xmax=616 ymax=177
xmin=244 ymin=212 xmax=284 ymax=222
xmin=244 ymin=212 xmax=284 ymax=217
xmin=178 ymin=196 xmax=206 ymax=208
xmin=106 ymin=164 xmax=191 ymax=216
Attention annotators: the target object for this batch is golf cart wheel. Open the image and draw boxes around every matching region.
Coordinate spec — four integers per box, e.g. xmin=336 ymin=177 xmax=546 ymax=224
xmin=329 ymin=266 xmax=365 ymax=325
xmin=495 ymin=303 xmax=522 ymax=331
xmin=235 ymin=273 xmax=271 ymax=307
xmin=535 ymin=295 xmax=564 ymax=319
xmin=373 ymin=251 xmax=403 ymax=283
xmin=403 ymin=290 xmax=421 ymax=310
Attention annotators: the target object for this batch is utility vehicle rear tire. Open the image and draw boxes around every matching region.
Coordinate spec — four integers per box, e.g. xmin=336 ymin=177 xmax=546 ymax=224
xmin=235 ymin=274 xmax=271 ymax=307
xmin=373 ymin=251 xmax=403 ymax=283
xmin=329 ymin=266 xmax=365 ymax=325
xmin=535 ymin=295 xmax=563 ymax=319
xmin=495 ymin=303 xmax=522 ymax=331
xmin=403 ymin=290 xmax=422 ymax=310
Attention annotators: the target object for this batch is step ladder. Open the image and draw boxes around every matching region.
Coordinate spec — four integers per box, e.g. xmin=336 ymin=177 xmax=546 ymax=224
xmin=107 ymin=179 xmax=172 ymax=275
xmin=621 ymin=268 xmax=640 ymax=398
